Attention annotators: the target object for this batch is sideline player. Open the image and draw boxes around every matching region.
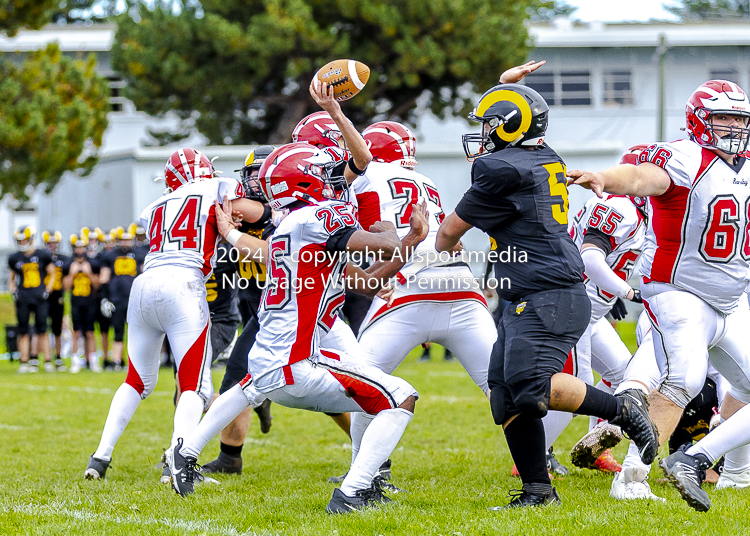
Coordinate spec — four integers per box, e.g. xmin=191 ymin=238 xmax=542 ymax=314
xmin=436 ymin=83 xmax=659 ymax=508
xmin=43 ymin=231 xmax=68 ymax=371
xmin=64 ymin=236 xmax=100 ymax=374
xmin=84 ymin=147 xmax=266 ymax=480
xmin=8 ymin=227 xmax=56 ymax=373
xmin=165 ymin=139 xmax=426 ymax=513
xmin=567 ymin=79 xmax=750 ymax=511
xmin=98 ymin=231 xmax=146 ymax=370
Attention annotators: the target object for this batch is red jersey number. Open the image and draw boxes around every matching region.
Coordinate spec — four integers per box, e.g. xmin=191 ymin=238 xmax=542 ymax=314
xmin=700 ymin=195 xmax=741 ymax=263
xmin=388 ymin=178 xmax=419 ymax=228
xmin=265 ymin=235 xmax=291 ymax=310
xmin=423 ymin=183 xmax=445 ymax=224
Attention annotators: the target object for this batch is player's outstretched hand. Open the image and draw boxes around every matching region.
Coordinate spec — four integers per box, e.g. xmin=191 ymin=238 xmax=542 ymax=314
xmin=499 ymin=60 xmax=546 ymax=84
xmin=309 ymin=79 xmax=341 ymax=115
xmin=215 ymin=196 xmax=240 ymax=239
xmin=408 ymin=200 xmax=429 ymax=241
xmin=376 ymin=282 xmax=396 ymax=306
xmin=566 ymin=169 xmax=605 ymax=198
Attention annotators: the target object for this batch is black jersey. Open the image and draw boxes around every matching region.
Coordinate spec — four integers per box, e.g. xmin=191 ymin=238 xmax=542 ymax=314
xmin=8 ymin=249 xmax=53 ymax=300
xmin=100 ymin=247 xmax=146 ymax=301
xmin=46 ymin=253 xmax=68 ymax=299
xmin=236 ymin=220 xmax=275 ymax=315
xmin=208 ymin=243 xmax=241 ymax=324
xmin=63 ymin=256 xmax=100 ymax=303
xmin=455 ymin=145 xmax=584 ymax=302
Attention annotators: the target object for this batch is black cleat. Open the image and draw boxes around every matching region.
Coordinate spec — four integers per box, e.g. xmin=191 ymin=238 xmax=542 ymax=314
xmin=489 ymin=485 xmax=561 ymax=510
xmin=660 ymin=445 xmax=711 ymax=512
xmin=165 ymin=438 xmax=199 ymax=497
xmin=253 ymin=399 xmax=273 ymax=434
xmin=546 ymin=447 xmax=569 ymax=477
xmin=201 ymin=451 xmax=243 ymax=475
xmin=610 ymin=389 xmax=659 ymax=465
xmin=84 ymin=455 xmax=110 ymax=480
xmin=326 ymin=483 xmax=391 ymax=514
xmin=373 ymin=475 xmax=406 ymax=494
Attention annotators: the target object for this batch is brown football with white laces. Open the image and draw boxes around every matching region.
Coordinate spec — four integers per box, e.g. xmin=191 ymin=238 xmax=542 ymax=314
xmin=315 ymin=59 xmax=370 ymax=101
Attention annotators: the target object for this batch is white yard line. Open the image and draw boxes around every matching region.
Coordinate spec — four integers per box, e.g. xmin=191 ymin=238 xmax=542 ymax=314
xmin=5 ymin=501 xmax=279 ymax=536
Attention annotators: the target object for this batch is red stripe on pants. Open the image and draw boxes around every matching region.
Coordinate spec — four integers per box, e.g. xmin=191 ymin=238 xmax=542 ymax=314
xmin=177 ymin=321 xmax=209 ymax=392
xmin=328 ymin=370 xmax=393 ymax=414
xmin=125 ymin=355 xmax=145 ymax=395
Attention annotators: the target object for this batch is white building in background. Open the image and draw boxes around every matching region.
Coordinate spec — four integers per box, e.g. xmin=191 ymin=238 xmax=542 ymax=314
xmin=2 ymin=20 xmax=750 ymax=273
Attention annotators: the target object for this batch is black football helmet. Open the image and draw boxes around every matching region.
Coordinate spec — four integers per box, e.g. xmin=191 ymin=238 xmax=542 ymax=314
xmin=237 ymin=145 xmax=275 ymax=201
xmin=462 ymin=83 xmax=549 ymax=160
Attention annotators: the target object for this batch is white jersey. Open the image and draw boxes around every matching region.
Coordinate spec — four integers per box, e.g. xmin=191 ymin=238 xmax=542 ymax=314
xmin=638 ymin=140 xmax=750 ymax=313
xmin=248 ymin=199 xmax=358 ymax=392
xmin=139 ymin=177 xmax=244 ymax=280
xmin=570 ymin=194 xmax=647 ymax=320
xmin=352 ymin=161 xmax=446 ymax=274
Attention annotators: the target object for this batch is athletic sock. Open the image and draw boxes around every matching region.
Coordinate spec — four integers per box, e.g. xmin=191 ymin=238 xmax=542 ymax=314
xmin=575 ymin=384 xmax=620 ymax=421
xmin=589 ymin=380 xmax=615 ymax=430
xmin=687 ymin=403 xmax=750 ymax=464
xmin=93 ymin=383 xmax=142 ymax=461
xmin=615 ymin=380 xmax=650 ymax=396
xmin=349 ymin=412 xmax=375 ymax=465
xmin=504 ymin=413 xmax=550 ymax=488
xmin=181 ymin=385 xmax=250 ymax=459
xmin=341 ymin=408 xmax=412 ymax=496
xmin=621 ymin=441 xmax=650 ymax=482
xmin=542 ymin=410 xmax=573 ymax=451
xmin=220 ymin=442 xmax=243 ymax=457
xmin=723 ymin=443 xmax=750 ymax=474
xmin=171 ymin=390 xmax=204 ymax=451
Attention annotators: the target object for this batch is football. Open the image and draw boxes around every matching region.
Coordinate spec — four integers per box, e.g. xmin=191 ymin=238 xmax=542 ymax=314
xmin=315 ymin=59 xmax=370 ymax=101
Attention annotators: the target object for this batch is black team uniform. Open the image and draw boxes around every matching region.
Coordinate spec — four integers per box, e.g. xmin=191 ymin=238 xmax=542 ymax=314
xmin=9 ymin=248 xmax=54 ymax=346
xmin=449 ymin=84 xmax=658 ymax=507
xmin=202 ymin=217 xmax=275 ymax=474
xmin=206 ymin=243 xmax=242 ymax=364
xmin=99 ymin=245 xmax=146 ymax=363
xmin=64 ymin=255 xmax=100 ymax=342
xmin=46 ymin=250 xmax=68 ymax=368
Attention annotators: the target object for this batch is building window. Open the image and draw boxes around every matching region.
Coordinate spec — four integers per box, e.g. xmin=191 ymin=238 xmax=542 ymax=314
xmin=524 ymin=72 xmax=556 ymax=106
xmin=710 ymin=69 xmax=738 ymax=83
xmin=524 ymin=71 xmax=591 ymax=107
xmin=560 ymin=71 xmax=591 ymax=106
xmin=107 ymin=77 xmax=127 ymax=113
xmin=602 ymin=70 xmax=633 ymax=106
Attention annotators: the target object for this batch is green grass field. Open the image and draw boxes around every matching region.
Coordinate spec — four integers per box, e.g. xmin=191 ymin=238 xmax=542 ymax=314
xmin=0 ymin=338 xmax=745 ymax=536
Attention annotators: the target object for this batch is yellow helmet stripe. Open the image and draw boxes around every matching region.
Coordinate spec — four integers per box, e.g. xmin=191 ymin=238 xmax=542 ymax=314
xmin=244 ymin=151 xmax=255 ymax=167
xmin=476 ymin=89 xmax=532 ymax=143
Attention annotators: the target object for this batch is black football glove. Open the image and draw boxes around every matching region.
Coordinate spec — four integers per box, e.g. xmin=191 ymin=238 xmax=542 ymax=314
xmin=610 ymin=298 xmax=628 ymax=321
xmin=629 ymin=289 xmax=643 ymax=303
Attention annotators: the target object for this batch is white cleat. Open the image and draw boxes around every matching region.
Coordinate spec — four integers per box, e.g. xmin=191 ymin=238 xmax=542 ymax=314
xmin=44 ymin=361 xmax=56 ymax=373
xmin=70 ymin=357 xmax=83 ymax=374
xmin=610 ymin=470 xmax=665 ymax=501
xmin=716 ymin=470 xmax=750 ymax=490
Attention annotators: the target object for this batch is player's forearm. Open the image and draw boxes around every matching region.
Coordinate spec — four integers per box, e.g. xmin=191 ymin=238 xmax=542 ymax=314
xmin=62 ymin=275 xmax=73 ymax=291
xmin=231 ymin=234 xmax=268 ymax=266
xmin=346 ymin=230 xmax=401 ymax=261
xmin=598 ymin=164 xmax=669 ymax=197
xmin=234 ymin=198 xmax=267 ymax=224
xmin=436 ymin=212 xmax=470 ymax=252
xmin=353 ymin=229 xmax=426 ymax=296
xmin=8 ymin=274 xmax=15 ymax=294
xmin=329 ymin=108 xmax=372 ymax=172
xmin=580 ymin=246 xmax=632 ymax=299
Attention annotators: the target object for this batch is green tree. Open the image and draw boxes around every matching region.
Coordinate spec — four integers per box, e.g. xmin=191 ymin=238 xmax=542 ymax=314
xmin=0 ymin=44 xmax=109 ymax=201
xmin=0 ymin=0 xmax=59 ymax=36
xmin=113 ymin=0 xmax=542 ymax=145
xmin=666 ymin=0 xmax=750 ymax=20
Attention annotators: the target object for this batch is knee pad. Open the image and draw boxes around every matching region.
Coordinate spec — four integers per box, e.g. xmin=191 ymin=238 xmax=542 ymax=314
xmin=511 ymin=380 xmax=551 ymax=420
xmin=659 ymin=376 xmax=705 ymax=409
xmin=490 ymin=390 xmax=507 ymax=425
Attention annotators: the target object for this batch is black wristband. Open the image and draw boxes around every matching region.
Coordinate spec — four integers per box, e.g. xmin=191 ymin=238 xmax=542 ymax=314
xmin=630 ymin=289 xmax=643 ymax=304
xmin=260 ymin=204 xmax=272 ymax=224
xmin=348 ymin=158 xmax=367 ymax=176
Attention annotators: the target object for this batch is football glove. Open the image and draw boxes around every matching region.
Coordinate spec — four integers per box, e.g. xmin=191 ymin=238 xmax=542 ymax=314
xmin=629 ymin=289 xmax=643 ymax=303
xmin=100 ymin=298 xmax=115 ymax=318
xmin=610 ymin=298 xmax=628 ymax=321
